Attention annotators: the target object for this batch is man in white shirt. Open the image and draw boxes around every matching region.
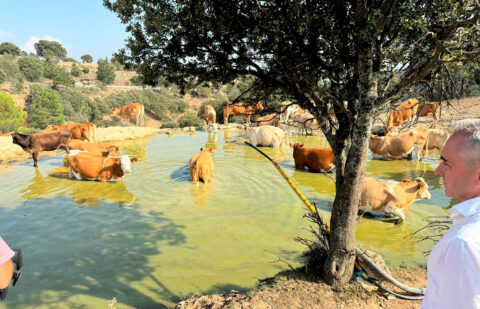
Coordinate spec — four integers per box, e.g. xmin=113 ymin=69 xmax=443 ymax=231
xmin=422 ymin=119 xmax=480 ymax=309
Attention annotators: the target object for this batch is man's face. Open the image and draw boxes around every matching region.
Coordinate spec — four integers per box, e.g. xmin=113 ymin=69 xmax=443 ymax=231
xmin=435 ymin=134 xmax=480 ymax=201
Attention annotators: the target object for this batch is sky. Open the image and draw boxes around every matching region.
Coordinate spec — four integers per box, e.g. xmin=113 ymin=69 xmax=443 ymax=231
xmin=0 ymin=1 xmax=129 ymax=62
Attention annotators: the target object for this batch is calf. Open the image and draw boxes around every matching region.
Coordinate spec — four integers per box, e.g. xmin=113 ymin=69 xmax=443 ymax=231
xmin=359 ymin=177 xmax=431 ymax=224
xmin=369 ymin=128 xmax=428 ymax=161
xmin=204 ymin=105 xmax=216 ymax=126
xmin=290 ymin=143 xmax=335 ymax=172
xmin=246 ymin=125 xmax=285 ymax=148
xmin=223 ymin=101 xmax=263 ymax=125
xmin=189 ymin=148 xmax=214 ymax=184
xmin=417 ymin=101 xmax=439 ymax=128
xmin=66 ymin=151 xmax=138 ymax=182
xmin=385 ymin=98 xmax=419 ymax=134
xmin=67 ymin=139 xmax=119 ymax=157
xmin=45 ymin=122 xmax=96 ymax=142
xmin=12 ymin=130 xmax=72 ymax=167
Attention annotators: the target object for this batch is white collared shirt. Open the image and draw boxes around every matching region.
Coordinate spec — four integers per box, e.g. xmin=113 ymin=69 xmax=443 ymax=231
xmin=421 ymin=197 xmax=480 ymax=309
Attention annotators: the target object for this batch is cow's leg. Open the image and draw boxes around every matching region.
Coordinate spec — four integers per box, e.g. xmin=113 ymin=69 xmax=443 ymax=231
xmin=246 ymin=115 xmax=251 ymax=124
xmin=224 ymin=113 xmax=228 ymax=125
xmin=32 ymin=152 xmax=39 ymax=167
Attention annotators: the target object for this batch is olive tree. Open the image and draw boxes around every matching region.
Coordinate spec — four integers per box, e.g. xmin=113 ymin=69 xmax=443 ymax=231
xmin=34 ymin=40 xmax=67 ymax=61
xmin=105 ymin=0 xmax=480 ymax=284
xmin=81 ymin=54 xmax=93 ymax=63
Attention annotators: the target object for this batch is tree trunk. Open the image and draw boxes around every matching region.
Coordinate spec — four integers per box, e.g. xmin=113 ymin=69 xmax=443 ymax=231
xmin=322 ymin=113 xmax=373 ymax=285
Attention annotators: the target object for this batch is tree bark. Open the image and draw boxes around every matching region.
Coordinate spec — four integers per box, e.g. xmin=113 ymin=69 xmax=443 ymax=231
xmin=322 ymin=113 xmax=373 ymax=285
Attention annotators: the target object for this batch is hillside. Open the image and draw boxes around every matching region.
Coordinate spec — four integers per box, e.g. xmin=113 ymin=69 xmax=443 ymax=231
xmin=57 ymin=61 xmax=137 ymax=86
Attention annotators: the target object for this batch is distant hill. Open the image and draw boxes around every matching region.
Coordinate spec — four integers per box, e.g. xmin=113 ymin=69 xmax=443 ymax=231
xmin=57 ymin=62 xmax=137 ymax=86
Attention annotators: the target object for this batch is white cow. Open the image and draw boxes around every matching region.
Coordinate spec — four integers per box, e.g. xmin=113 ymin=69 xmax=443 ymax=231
xmin=246 ymin=125 xmax=286 ymax=148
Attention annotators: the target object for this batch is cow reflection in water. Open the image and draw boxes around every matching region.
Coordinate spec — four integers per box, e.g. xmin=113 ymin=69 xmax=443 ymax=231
xmin=190 ymin=182 xmax=214 ymax=206
xmin=206 ymin=132 xmax=218 ymax=151
xmin=21 ymin=167 xmax=136 ymax=207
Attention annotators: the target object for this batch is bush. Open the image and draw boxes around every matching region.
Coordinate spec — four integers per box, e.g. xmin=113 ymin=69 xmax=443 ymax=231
xmin=97 ymin=58 xmax=115 ymax=86
xmin=26 ymin=86 xmax=64 ymax=128
xmin=70 ymin=64 xmax=82 ymax=77
xmin=160 ymin=118 xmax=178 ymax=128
xmin=82 ymin=66 xmax=90 ymax=74
xmin=0 ymin=70 xmax=5 ymax=83
xmin=18 ymin=57 xmax=44 ymax=82
xmin=0 ymin=54 xmax=24 ymax=83
xmin=94 ymin=116 xmax=124 ymax=128
xmin=190 ymin=85 xmax=212 ymax=98
xmin=0 ymin=91 xmax=27 ymax=132
xmin=65 ymin=57 xmax=77 ymax=63
xmin=52 ymin=66 xmax=74 ymax=88
xmin=58 ymin=88 xmax=92 ymax=122
xmin=178 ymin=112 xmax=202 ymax=127
xmin=130 ymin=75 xmax=143 ymax=86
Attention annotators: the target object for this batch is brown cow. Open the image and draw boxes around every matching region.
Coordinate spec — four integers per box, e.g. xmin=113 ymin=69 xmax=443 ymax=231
xmin=67 ymin=139 xmax=119 ymax=157
xmin=189 ymin=148 xmax=214 ymax=184
xmin=204 ymin=105 xmax=216 ymax=126
xmin=223 ymin=102 xmax=263 ymax=125
xmin=253 ymin=113 xmax=280 ymax=127
xmin=369 ymin=128 xmax=428 ymax=161
xmin=417 ymin=101 xmax=439 ymax=128
xmin=360 ymin=177 xmax=431 ymax=224
xmin=12 ymin=130 xmax=72 ymax=167
xmin=111 ymin=102 xmax=145 ymax=126
xmin=290 ymin=143 xmax=335 ymax=172
xmin=66 ymin=151 xmax=138 ymax=182
xmin=385 ymin=98 xmax=419 ymax=134
xmin=45 ymin=122 xmax=96 ymax=142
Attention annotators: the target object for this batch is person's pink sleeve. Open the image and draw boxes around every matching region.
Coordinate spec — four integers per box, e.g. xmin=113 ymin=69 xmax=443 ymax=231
xmin=0 ymin=237 xmax=14 ymax=265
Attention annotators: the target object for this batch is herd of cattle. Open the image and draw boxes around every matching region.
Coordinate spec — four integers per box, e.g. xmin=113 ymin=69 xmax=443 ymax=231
xmin=2 ymin=99 xmax=448 ymax=224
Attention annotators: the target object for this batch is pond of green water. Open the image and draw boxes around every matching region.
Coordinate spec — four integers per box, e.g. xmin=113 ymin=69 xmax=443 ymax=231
xmin=0 ymin=131 xmax=452 ymax=308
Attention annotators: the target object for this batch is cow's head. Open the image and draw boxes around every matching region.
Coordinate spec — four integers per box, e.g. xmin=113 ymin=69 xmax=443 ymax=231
xmin=290 ymin=143 xmax=304 ymax=149
xmin=200 ymin=147 xmax=213 ymax=153
xmin=120 ymin=155 xmax=138 ymax=173
xmin=44 ymin=124 xmax=58 ymax=132
xmin=111 ymin=107 xmax=121 ymax=116
xmin=414 ymin=177 xmax=431 ymax=200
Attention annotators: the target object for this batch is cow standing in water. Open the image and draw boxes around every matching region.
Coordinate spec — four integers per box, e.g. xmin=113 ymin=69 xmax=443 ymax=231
xmin=189 ymin=148 xmax=214 ymax=184
xmin=290 ymin=143 xmax=335 ymax=172
xmin=223 ymin=102 xmax=263 ymax=125
xmin=385 ymin=98 xmax=419 ymax=135
xmin=111 ymin=102 xmax=145 ymax=126
xmin=12 ymin=130 xmax=72 ymax=167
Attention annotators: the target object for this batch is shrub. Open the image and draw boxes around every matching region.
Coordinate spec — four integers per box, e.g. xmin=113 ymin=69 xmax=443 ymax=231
xmin=130 ymin=75 xmax=143 ymax=86
xmin=0 ymin=70 xmax=5 ymax=83
xmin=26 ymin=86 xmax=64 ymax=128
xmin=52 ymin=66 xmax=74 ymax=88
xmin=190 ymin=84 xmax=212 ymax=98
xmin=94 ymin=116 xmax=124 ymax=128
xmin=65 ymin=57 xmax=77 ymax=63
xmin=160 ymin=118 xmax=178 ymax=128
xmin=18 ymin=57 xmax=44 ymax=82
xmin=58 ymin=88 xmax=92 ymax=122
xmin=97 ymin=58 xmax=115 ymax=86
xmin=178 ymin=112 xmax=202 ymax=127
xmin=0 ymin=91 xmax=27 ymax=132
xmin=81 ymin=66 xmax=90 ymax=74
xmin=0 ymin=54 xmax=23 ymax=83
xmin=70 ymin=64 xmax=82 ymax=77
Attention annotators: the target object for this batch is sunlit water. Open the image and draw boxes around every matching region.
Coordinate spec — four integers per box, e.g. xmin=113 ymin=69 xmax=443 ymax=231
xmin=0 ymin=131 xmax=451 ymax=308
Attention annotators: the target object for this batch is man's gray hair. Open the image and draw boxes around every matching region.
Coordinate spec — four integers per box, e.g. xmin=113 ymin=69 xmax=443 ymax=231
xmin=451 ymin=119 xmax=480 ymax=161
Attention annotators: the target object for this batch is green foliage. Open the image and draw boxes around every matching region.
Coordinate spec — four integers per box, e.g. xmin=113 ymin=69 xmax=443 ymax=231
xmin=65 ymin=57 xmax=78 ymax=63
xmin=58 ymin=88 xmax=91 ymax=122
xmin=34 ymin=40 xmax=67 ymax=61
xmin=130 ymin=75 xmax=143 ymax=86
xmin=26 ymin=86 xmax=64 ymax=128
xmin=82 ymin=66 xmax=90 ymax=74
xmin=0 ymin=54 xmax=24 ymax=83
xmin=0 ymin=42 xmax=21 ymax=57
xmin=52 ymin=66 xmax=75 ymax=88
xmin=190 ymin=84 xmax=212 ymax=98
xmin=81 ymin=54 xmax=93 ymax=63
xmin=96 ymin=58 xmax=115 ymax=85
xmin=160 ymin=118 xmax=178 ymax=128
xmin=177 ymin=112 xmax=202 ymax=127
xmin=0 ymin=70 xmax=5 ymax=83
xmin=70 ymin=64 xmax=82 ymax=77
xmin=18 ymin=57 xmax=44 ymax=82
xmin=0 ymin=91 xmax=27 ymax=132
xmin=94 ymin=116 xmax=124 ymax=128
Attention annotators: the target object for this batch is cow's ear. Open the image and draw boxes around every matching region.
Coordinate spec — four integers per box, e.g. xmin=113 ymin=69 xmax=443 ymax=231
xmin=402 ymin=179 xmax=410 ymax=182
xmin=200 ymin=147 xmax=204 ymax=151
xmin=130 ymin=158 xmax=138 ymax=163
xmin=208 ymin=148 xmax=213 ymax=153
xmin=300 ymin=143 xmax=304 ymax=147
